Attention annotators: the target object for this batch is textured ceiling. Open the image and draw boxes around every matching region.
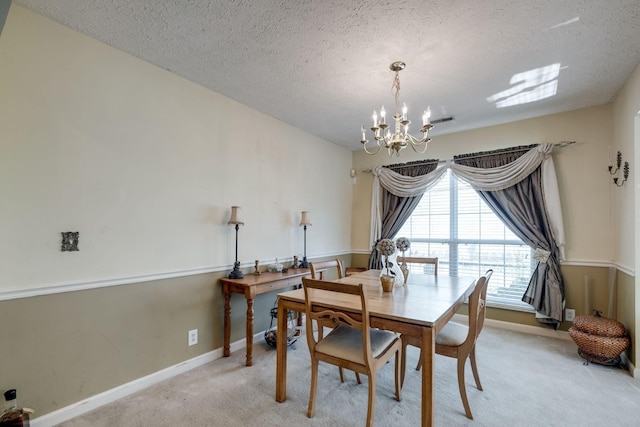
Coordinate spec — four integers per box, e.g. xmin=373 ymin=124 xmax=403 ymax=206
xmin=13 ymin=0 xmax=640 ymax=151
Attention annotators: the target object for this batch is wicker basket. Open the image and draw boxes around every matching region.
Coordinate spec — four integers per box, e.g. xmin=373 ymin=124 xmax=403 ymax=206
xmin=569 ymin=314 xmax=629 ymax=365
xmin=572 ymin=315 xmax=626 ymax=337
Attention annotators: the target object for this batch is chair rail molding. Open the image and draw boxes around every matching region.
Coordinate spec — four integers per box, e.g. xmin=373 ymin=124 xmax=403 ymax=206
xmin=0 ymin=250 xmax=353 ymax=301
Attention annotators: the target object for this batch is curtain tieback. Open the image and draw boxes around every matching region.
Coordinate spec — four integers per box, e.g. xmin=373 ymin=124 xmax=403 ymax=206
xmin=533 ymin=248 xmax=550 ymax=263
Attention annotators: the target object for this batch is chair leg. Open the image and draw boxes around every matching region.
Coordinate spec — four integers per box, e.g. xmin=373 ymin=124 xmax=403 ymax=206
xmin=400 ymin=339 xmax=407 ymax=387
xmin=308 ymin=359 xmax=319 ymax=418
xmin=415 ymin=349 xmax=422 ymax=371
xmin=339 ymin=368 xmax=361 ymax=383
xmin=366 ymin=375 xmax=376 ymax=427
xmin=469 ymin=346 xmax=483 ymax=391
xmin=395 ymin=348 xmax=402 ymax=401
xmin=457 ymin=356 xmax=473 ymax=420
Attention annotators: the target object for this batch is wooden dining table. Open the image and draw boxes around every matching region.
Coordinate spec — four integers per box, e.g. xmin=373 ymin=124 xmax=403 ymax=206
xmin=274 ymin=269 xmax=477 ymax=427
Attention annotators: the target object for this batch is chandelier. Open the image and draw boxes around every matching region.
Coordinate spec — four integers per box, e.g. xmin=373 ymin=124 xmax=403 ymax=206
xmin=361 ymin=61 xmax=433 ymax=157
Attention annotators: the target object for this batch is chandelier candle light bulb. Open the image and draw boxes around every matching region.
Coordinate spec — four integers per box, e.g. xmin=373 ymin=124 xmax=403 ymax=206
xmin=423 ymin=108 xmax=431 ymax=126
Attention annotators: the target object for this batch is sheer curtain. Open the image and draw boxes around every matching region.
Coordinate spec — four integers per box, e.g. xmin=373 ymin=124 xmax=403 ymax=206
xmin=367 ymin=161 xmax=439 ymax=269
xmin=369 ymin=144 xmax=566 ymax=326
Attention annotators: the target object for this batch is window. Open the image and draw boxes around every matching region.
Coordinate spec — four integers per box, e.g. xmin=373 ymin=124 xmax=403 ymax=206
xmin=395 ymin=169 xmax=535 ymax=312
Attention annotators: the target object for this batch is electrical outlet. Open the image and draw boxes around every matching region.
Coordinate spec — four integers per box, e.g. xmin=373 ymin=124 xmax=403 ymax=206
xmin=565 ymin=309 xmax=575 ymax=322
xmin=188 ymin=329 xmax=198 ymax=346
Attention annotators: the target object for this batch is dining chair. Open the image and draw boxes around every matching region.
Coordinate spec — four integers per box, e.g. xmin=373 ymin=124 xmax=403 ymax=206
xmin=309 ymin=259 xmax=344 ymax=281
xmin=302 ymin=277 xmax=402 ymax=426
xmin=346 ymin=267 xmax=367 ymax=276
xmin=397 ymin=256 xmax=438 ymax=276
xmin=396 ymin=256 xmax=438 ymax=372
xmin=397 ymin=257 xmax=439 ymax=368
xmin=308 ymin=260 xmax=361 ymax=384
xmin=401 ymin=269 xmax=493 ymax=420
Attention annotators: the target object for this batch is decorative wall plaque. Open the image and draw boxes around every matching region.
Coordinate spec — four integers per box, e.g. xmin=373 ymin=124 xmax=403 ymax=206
xmin=61 ymin=231 xmax=79 ymax=252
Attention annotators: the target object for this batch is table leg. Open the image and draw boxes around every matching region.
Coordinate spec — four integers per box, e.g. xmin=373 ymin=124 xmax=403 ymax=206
xmin=223 ymin=291 xmax=231 ymax=357
xmin=245 ymin=298 xmax=254 ymax=366
xmin=421 ymin=327 xmax=435 ymax=427
xmin=276 ymin=299 xmax=288 ymax=402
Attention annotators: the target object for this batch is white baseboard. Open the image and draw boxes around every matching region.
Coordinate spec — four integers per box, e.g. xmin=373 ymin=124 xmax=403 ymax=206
xmin=30 ymin=333 xmax=262 ymax=427
xmin=620 ymin=351 xmax=638 ymax=378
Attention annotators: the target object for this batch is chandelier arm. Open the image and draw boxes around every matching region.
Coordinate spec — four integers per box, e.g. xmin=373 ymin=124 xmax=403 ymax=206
xmin=406 ymin=133 xmax=430 ymax=145
xmin=406 ymin=134 xmax=431 ymax=154
xmin=410 ymin=140 xmax=430 ymax=154
xmin=362 ymin=141 xmax=383 ymax=155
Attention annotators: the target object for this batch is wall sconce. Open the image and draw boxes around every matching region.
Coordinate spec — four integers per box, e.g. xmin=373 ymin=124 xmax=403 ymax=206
xmin=299 ymin=211 xmax=311 ymax=268
xmin=227 ymin=206 xmax=244 ymax=278
xmin=350 ymin=168 xmax=357 ymax=184
xmin=608 ymin=151 xmax=630 ymax=187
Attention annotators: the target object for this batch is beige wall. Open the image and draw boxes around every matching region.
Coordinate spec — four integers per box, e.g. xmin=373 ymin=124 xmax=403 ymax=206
xmin=611 ymin=60 xmax=640 ymax=364
xmin=0 ymin=5 xmax=353 ymax=419
xmin=0 ymin=5 xmax=353 ymax=293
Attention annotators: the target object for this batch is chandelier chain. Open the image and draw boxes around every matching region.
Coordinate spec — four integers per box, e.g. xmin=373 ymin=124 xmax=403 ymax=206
xmin=393 ymin=71 xmax=401 ymax=112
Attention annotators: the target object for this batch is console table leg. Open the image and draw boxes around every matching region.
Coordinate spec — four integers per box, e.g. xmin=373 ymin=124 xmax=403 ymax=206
xmin=246 ymin=298 xmax=254 ymax=366
xmin=223 ymin=291 xmax=231 ymax=357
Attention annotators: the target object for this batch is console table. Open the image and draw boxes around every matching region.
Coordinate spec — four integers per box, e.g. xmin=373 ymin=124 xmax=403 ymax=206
xmin=220 ymin=268 xmax=315 ymax=366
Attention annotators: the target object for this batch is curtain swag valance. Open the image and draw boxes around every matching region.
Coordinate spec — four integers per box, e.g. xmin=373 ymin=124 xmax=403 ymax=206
xmin=374 ymin=144 xmax=552 ymax=196
xmin=370 ymin=144 xmax=565 ymax=260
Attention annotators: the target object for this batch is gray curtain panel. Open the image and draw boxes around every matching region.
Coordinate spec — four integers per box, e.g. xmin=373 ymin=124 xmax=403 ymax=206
xmin=454 ymin=146 xmax=564 ymax=327
xmin=368 ymin=160 xmax=438 ymax=269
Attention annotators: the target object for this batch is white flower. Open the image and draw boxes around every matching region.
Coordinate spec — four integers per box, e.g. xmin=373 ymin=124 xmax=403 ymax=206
xmin=376 ymin=239 xmax=396 ymax=257
xmin=395 ymin=237 xmax=411 ymax=252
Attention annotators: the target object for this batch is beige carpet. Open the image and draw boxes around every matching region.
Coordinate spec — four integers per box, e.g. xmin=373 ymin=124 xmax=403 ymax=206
xmin=55 ymin=326 xmax=640 ymax=426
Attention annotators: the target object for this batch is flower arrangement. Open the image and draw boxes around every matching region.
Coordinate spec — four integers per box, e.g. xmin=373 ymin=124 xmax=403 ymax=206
xmin=395 ymin=237 xmax=411 ymax=284
xmin=395 ymin=237 xmax=411 ymax=252
xmin=376 ymin=238 xmax=396 ymax=276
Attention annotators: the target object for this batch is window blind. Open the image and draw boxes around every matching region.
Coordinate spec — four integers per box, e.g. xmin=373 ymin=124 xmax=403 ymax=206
xmin=395 ymin=169 xmax=535 ymax=312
